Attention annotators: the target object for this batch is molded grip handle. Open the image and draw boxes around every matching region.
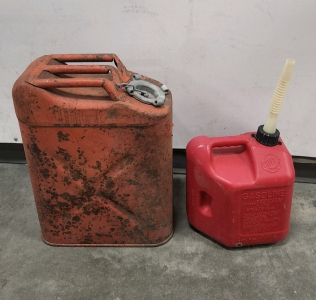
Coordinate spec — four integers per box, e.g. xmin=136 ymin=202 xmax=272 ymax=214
xmin=207 ymin=135 xmax=255 ymax=172
xmin=187 ymin=134 xmax=252 ymax=168
xmin=208 ymin=135 xmax=250 ymax=150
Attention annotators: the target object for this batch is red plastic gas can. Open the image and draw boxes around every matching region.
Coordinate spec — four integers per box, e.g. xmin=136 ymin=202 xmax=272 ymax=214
xmin=186 ymin=132 xmax=295 ymax=247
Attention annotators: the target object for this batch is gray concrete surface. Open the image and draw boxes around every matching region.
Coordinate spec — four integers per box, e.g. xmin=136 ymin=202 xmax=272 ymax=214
xmin=0 ymin=163 xmax=316 ymax=300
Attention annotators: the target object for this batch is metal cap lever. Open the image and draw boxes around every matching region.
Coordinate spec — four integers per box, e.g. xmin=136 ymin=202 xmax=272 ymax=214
xmin=125 ymin=79 xmax=166 ymax=107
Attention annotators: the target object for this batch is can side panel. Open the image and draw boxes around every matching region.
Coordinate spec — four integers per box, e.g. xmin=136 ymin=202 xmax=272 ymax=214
xmin=20 ymin=116 xmax=172 ymax=245
xmin=186 ymin=137 xmax=232 ymax=244
xmin=235 ymin=184 xmax=294 ymax=246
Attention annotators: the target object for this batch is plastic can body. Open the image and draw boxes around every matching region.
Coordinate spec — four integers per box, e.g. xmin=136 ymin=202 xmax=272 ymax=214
xmin=186 ymin=133 xmax=295 ymax=247
xmin=12 ymin=54 xmax=173 ymax=246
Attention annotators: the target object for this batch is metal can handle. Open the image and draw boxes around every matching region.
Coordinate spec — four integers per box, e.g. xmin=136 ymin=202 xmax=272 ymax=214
xmin=26 ymin=54 xmax=130 ymax=102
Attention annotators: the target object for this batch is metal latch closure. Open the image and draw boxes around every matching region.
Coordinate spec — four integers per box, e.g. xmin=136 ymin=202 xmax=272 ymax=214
xmin=117 ymin=74 xmax=168 ymax=107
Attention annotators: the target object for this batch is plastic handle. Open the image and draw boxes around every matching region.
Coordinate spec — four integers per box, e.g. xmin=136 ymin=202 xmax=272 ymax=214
xmin=208 ymin=135 xmax=250 ymax=150
xmin=207 ymin=135 xmax=252 ymax=165
xmin=206 ymin=135 xmax=258 ymax=180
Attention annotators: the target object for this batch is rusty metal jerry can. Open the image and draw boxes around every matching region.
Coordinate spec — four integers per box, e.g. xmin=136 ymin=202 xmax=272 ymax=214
xmin=12 ymin=54 xmax=173 ymax=246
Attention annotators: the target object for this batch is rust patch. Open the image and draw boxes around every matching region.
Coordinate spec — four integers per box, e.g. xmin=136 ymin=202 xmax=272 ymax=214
xmin=56 ymin=147 xmax=72 ymax=161
xmin=96 ymin=190 xmax=115 ymax=201
xmin=91 ymin=161 xmax=102 ymax=170
xmin=72 ymin=216 xmax=80 ymax=222
xmin=46 ymin=189 xmax=58 ymax=200
xmin=106 ymin=177 xmax=115 ymax=189
xmin=135 ymin=132 xmax=145 ymax=140
xmin=57 ymin=131 xmax=70 ymax=142
xmin=62 ymin=176 xmax=71 ymax=186
xmin=40 ymin=168 xmax=50 ymax=179
xmin=106 ymin=108 xmax=119 ymax=119
xmin=126 ymin=179 xmax=140 ymax=186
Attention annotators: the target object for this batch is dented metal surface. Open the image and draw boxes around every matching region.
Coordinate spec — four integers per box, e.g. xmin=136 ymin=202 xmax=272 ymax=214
xmin=12 ymin=54 xmax=173 ymax=246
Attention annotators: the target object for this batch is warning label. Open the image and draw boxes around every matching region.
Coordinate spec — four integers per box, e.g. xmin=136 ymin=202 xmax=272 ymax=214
xmin=241 ymin=188 xmax=286 ymax=235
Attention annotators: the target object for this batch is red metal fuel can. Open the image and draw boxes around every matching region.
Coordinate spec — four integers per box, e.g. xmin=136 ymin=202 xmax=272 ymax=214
xmin=186 ymin=132 xmax=295 ymax=247
xmin=12 ymin=54 xmax=173 ymax=246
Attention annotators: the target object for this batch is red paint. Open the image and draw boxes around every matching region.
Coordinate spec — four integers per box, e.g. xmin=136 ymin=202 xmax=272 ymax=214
xmin=186 ymin=133 xmax=295 ymax=247
xmin=12 ymin=54 xmax=173 ymax=246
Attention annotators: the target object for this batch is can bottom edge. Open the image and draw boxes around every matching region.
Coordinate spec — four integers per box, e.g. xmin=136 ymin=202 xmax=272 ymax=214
xmin=41 ymin=231 xmax=174 ymax=247
xmin=188 ymin=222 xmax=289 ymax=248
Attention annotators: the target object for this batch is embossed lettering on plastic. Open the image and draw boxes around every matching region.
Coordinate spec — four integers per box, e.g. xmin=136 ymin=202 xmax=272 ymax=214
xmin=261 ymin=154 xmax=280 ymax=173
xmin=241 ymin=188 xmax=286 ymax=235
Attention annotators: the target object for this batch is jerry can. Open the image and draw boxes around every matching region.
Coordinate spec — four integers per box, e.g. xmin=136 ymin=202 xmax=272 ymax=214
xmin=186 ymin=59 xmax=296 ymax=247
xmin=12 ymin=54 xmax=173 ymax=246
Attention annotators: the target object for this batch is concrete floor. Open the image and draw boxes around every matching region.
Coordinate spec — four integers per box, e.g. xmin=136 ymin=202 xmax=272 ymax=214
xmin=0 ymin=163 xmax=316 ymax=300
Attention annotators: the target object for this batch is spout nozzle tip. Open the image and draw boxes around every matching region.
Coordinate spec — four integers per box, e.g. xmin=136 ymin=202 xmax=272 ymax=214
xmin=281 ymin=58 xmax=296 ymax=82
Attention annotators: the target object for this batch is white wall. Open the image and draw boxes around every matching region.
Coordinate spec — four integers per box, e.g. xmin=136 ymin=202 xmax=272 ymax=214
xmin=1 ymin=0 xmax=315 ymax=157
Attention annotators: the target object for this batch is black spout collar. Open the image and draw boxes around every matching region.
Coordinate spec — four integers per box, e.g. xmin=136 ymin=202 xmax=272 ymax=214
xmin=255 ymin=125 xmax=280 ymax=146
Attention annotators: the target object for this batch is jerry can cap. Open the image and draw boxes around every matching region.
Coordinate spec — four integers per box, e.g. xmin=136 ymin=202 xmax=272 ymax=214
xmin=116 ymin=74 xmax=167 ymax=107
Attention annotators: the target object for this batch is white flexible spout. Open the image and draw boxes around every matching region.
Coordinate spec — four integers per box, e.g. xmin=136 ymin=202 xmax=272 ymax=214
xmin=263 ymin=58 xmax=296 ymax=134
